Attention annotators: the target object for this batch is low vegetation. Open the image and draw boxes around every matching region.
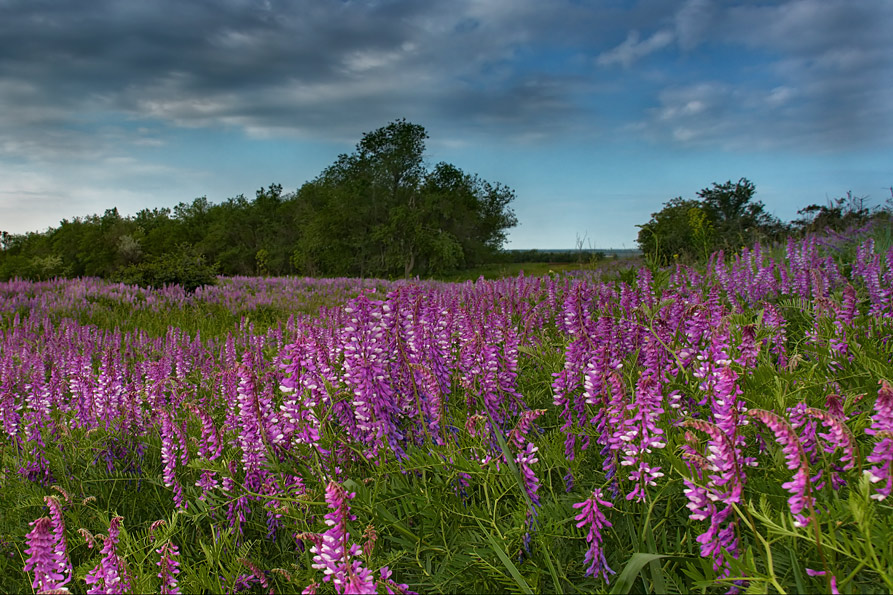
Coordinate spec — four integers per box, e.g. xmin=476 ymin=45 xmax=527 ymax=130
xmin=2 ymin=220 xmax=892 ymax=593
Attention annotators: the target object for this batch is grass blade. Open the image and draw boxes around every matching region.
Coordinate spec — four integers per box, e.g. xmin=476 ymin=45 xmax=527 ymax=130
xmin=610 ymin=553 xmax=668 ymax=595
xmin=474 ymin=517 xmax=535 ymax=595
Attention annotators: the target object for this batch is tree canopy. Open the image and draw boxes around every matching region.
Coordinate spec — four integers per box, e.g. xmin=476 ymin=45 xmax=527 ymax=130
xmin=637 ymin=178 xmax=785 ymax=265
xmin=0 ymin=119 xmax=518 ymax=283
xmin=292 ymin=118 xmax=517 ymax=278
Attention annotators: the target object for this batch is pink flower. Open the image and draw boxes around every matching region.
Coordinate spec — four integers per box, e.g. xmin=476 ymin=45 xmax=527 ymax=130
xmin=84 ymin=516 xmax=131 ymax=595
xmin=748 ymin=409 xmax=815 ymax=526
xmin=573 ymin=488 xmax=614 ymax=582
xmin=865 ymin=380 xmax=893 ymax=500
xmin=23 ymin=516 xmax=70 ymax=592
xmin=311 ymin=481 xmax=376 ymax=594
xmin=156 ymin=542 xmax=181 ymax=595
xmin=516 ymin=442 xmax=541 ymax=508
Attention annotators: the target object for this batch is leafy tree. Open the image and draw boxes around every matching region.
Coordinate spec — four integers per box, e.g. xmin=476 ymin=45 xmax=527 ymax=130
xmin=637 ymin=197 xmax=711 ymax=265
xmin=637 ymin=178 xmax=782 ymax=265
xmin=698 ymin=178 xmax=781 ymax=250
xmin=0 ymin=119 xmax=518 ymax=281
xmin=791 ymin=192 xmax=871 ymax=235
xmin=294 ymin=119 xmax=517 ymax=278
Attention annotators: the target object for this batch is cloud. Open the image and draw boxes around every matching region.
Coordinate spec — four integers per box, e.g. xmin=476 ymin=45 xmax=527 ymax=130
xmin=674 ymin=0 xmax=714 ymax=51
xmin=597 ymin=29 xmax=675 ymax=68
xmin=0 ymin=0 xmax=606 ymax=153
xmin=621 ymin=0 xmax=893 ymax=150
xmin=0 ymin=0 xmax=891 ymax=238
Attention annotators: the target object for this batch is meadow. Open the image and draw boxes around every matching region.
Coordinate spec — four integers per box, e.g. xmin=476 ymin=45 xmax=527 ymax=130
xmin=1 ymin=229 xmax=892 ymax=594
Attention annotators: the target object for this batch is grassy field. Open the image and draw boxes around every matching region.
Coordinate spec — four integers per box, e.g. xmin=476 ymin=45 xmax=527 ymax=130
xmin=1 ymin=230 xmax=892 ymax=594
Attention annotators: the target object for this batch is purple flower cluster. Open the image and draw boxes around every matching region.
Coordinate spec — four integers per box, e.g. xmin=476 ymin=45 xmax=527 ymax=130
xmin=516 ymin=442 xmax=541 ymax=509
xmin=573 ymin=488 xmax=614 ymax=581
xmin=4 ymin=229 xmax=893 ymax=593
xmin=748 ymin=410 xmax=815 ymax=527
xmin=156 ymin=542 xmax=181 ymax=595
xmin=865 ymin=380 xmax=893 ymax=500
xmin=311 ymin=481 xmax=376 ymax=594
xmin=23 ymin=508 xmax=71 ymax=593
xmin=84 ymin=516 xmax=131 ymax=595
xmin=682 ymin=419 xmax=743 ymax=576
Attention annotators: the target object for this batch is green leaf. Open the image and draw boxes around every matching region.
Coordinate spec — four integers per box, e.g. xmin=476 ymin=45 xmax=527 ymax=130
xmin=610 ymin=553 xmax=668 ymax=595
xmin=474 ymin=517 xmax=534 ymax=595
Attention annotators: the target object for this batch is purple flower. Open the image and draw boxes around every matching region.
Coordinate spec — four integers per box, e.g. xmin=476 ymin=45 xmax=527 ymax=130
xmin=682 ymin=419 xmax=743 ymax=576
xmin=44 ymin=497 xmax=72 ymax=582
xmin=311 ymin=481 xmax=376 ymax=594
xmin=865 ymin=380 xmax=893 ymax=500
xmin=748 ymin=409 xmax=815 ymax=526
xmin=341 ymin=296 xmax=403 ymax=459
xmin=159 ymin=410 xmax=185 ymax=509
xmin=573 ymin=488 xmax=615 ymax=582
xmin=516 ymin=442 xmax=541 ymax=508
xmin=84 ymin=516 xmax=131 ymax=595
xmin=379 ymin=566 xmax=417 ymax=594
xmin=620 ymin=372 xmax=666 ymax=502
xmin=156 ymin=542 xmax=181 ymax=595
xmin=23 ymin=516 xmax=70 ymax=592
xmin=807 ymin=407 xmax=857 ymax=474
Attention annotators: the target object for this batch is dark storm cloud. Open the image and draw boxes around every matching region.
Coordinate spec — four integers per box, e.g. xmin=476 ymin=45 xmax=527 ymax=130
xmin=0 ymin=0 xmax=609 ymax=151
xmin=1 ymin=0 xmax=890 ymax=159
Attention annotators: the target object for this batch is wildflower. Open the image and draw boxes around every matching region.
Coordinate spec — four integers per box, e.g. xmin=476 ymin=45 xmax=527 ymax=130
xmin=682 ymin=419 xmax=743 ymax=577
xmin=310 ymin=481 xmax=376 ymax=594
xmin=748 ymin=409 xmax=815 ymax=526
xmin=237 ymin=557 xmax=271 ymax=593
xmin=44 ymin=497 xmax=73 ymax=584
xmin=159 ymin=410 xmax=185 ymax=509
xmin=156 ymin=543 xmax=181 ymax=595
xmin=378 ymin=566 xmax=416 ymax=594
xmin=341 ymin=296 xmax=403 ymax=459
xmin=865 ymin=380 xmax=893 ymax=500
xmin=620 ymin=372 xmax=666 ymax=502
xmin=236 ymin=365 xmax=270 ymax=486
xmin=23 ymin=517 xmax=70 ymax=593
xmin=807 ymin=408 xmax=857 ymax=472
xmin=84 ymin=516 xmax=131 ymax=595
xmin=573 ymin=488 xmax=614 ymax=582
xmin=516 ymin=442 xmax=541 ymax=509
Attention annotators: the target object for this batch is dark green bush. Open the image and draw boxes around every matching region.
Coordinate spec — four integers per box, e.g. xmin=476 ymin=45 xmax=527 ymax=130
xmin=116 ymin=245 xmax=218 ymax=292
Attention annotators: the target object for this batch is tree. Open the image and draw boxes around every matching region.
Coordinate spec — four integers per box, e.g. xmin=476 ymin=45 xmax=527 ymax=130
xmin=293 ymin=119 xmax=517 ymax=278
xmin=115 ymin=244 xmax=218 ymax=293
xmin=698 ymin=178 xmax=781 ymax=250
xmin=637 ymin=197 xmax=712 ymax=266
xmin=791 ymin=192 xmax=871 ymax=235
xmin=637 ymin=178 xmax=781 ymax=265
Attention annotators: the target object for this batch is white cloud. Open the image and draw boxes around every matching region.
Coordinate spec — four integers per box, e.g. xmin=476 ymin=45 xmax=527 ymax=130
xmin=597 ymin=29 xmax=675 ymax=68
xmin=674 ymin=0 xmax=714 ymax=51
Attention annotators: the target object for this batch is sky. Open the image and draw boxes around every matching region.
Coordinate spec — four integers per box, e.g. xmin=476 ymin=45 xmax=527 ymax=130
xmin=0 ymin=0 xmax=891 ymax=249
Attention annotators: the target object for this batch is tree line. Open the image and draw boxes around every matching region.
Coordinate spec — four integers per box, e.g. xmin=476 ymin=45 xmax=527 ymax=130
xmin=0 ymin=120 xmax=518 ymax=284
xmin=2 ymin=117 xmax=887 ymax=286
xmin=636 ymin=178 xmax=892 ymax=266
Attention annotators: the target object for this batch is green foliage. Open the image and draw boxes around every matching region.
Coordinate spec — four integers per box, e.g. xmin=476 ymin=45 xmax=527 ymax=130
xmin=637 ymin=197 xmax=710 ymax=266
xmin=790 ymin=191 xmax=873 ymax=235
xmin=116 ymin=244 xmax=218 ymax=292
xmin=637 ymin=178 xmax=784 ymax=266
xmin=293 ymin=120 xmax=518 ymax=278
xmin=0 ymin=121 xmax=517 ymax=281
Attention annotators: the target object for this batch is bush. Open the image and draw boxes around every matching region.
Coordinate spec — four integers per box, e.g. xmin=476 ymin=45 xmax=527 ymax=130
xmin=637 ymin=178 xmax=783 ymax=265
xmin=116 ymin=245 xmax=217 ymax=292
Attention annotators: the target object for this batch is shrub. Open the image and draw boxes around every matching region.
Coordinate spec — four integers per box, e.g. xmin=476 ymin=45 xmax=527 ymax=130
xmin=116 ymin=244 xmax=217 ymax=292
